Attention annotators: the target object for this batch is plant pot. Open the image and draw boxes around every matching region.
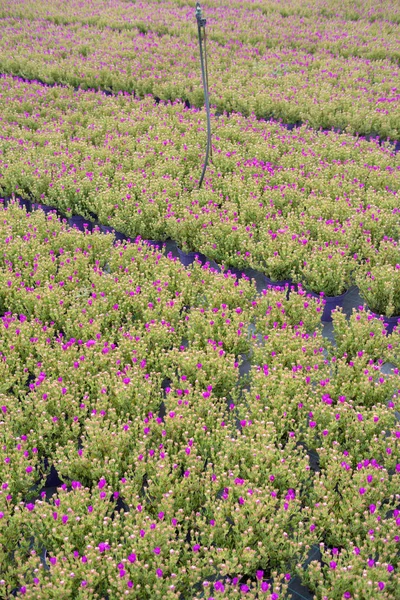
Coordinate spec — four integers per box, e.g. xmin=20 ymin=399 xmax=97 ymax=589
xmin=6 ymin=196 xmax=32 ymax=211
xmin=177 ymin=247 xmax=207 ymax=267
xmin=19 ymin=198 xmax=32 ymax=212
xmin=269 ymin=277 xmax=293 ymax=299
xmin=67 ymin=215 xmax=92 ymax=232
xmin=261 ymin=275 xmax=293 ymax=297
xmin=367 ymin=309 xmax=400 ymax=335
xmin=99 ymin=224 xmax=127 ymax=242
xmin=307 ymin=289 xmax=350 ymax=322
xmin=32 ymin=202 xmax=58 ymax=215
xmin=221 ymin=265 xmax=253 ymax=280
xmin=264 ymin=275 xmax=292 ymax=288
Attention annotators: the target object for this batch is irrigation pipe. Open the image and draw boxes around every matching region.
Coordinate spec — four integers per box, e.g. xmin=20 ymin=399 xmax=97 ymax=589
xmin=196 ymin=2 xmax=212 ymax=189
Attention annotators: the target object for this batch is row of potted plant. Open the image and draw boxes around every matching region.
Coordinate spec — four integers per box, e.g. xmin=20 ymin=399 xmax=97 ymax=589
xmin=0 ymin=77 xmax=398 ymax=319
xmin=0 ymin=204 xmax=398 ymax=598
xmin=0 ymin=10 xmax=399 ymax=139
xmin=2 ymin=0 xmax=399 ymax=64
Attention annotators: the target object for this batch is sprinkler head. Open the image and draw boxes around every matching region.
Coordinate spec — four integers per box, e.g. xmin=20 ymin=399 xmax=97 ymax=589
xmin=196 ymin=2 xmax=206 ymax=26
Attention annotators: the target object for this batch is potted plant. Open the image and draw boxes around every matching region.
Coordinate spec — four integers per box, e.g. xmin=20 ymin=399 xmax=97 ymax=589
xmin=294 ymin=245 xmax=353 ymax=322
xmin=355 ymin=263 xmax=400 ymax=333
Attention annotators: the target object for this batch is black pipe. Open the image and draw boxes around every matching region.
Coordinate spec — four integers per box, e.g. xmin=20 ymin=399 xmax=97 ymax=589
xmin=196 ymin=2 xmax=212 ymax=189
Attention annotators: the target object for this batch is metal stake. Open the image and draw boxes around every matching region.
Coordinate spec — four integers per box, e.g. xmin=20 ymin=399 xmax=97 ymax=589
xmin=196 ymin=2 xmax=212 ymax=189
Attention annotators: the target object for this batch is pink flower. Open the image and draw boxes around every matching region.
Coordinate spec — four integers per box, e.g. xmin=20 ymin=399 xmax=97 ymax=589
xmin=214 ymin=581 xmax=225 ymax=593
